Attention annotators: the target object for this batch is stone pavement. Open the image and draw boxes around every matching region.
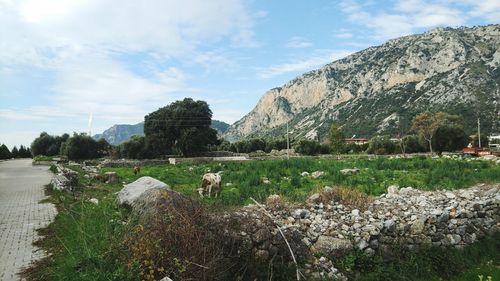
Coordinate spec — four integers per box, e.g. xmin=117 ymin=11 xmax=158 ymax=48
xmin=0 ymin=159 xmax=56 ymax=281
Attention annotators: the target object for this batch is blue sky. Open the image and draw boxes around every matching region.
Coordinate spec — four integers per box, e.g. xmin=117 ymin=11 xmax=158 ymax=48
xmin=1 ymin=0 xmax=499 ymax=148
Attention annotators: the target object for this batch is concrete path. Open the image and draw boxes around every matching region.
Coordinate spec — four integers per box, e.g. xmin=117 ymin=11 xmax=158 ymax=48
xmin=0 ymin=159 xmax=56 ymax=281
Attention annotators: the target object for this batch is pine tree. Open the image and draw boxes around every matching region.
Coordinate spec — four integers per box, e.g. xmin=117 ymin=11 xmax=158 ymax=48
xmin=11 ymin=146 xmax=19 ymax=158
xmin=0 ymin=144 xmax=11 ymax=159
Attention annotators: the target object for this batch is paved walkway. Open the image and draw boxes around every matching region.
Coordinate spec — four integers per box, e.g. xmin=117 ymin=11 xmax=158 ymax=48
xmin=0 ymin=159 xmax=56 ymax=281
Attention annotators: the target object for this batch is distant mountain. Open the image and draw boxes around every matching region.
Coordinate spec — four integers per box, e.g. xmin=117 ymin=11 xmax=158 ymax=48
xmin=94 ymin=120 xmax=230 ymax=145
xmin=224 ymin=25 xmax=500 ymax=141
xmin=211 ymin=120 xmax=230 ymax=135
xmin=93 ymin=123 xmax=144 ymax=145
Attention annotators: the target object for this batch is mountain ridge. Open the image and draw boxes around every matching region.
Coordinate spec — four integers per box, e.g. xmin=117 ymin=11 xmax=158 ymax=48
xmin=224 ymin=25 xmax=500 ymax=141
xmin=94 ymin=120 xmax=230 ymax=145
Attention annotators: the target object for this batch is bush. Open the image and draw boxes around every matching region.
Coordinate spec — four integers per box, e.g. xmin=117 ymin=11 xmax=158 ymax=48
xmin=366 ymin=136 xmax=396 ymax=155
xmin=401 ymin=135 xmax=426 ymax=153
xmin=124 ymin=190 xmax=240 ymax=281
xmin=294 ymin=140 xmax=324 ymax=155
xmin=119 ymin=136 xmax=150 ymax=159
xmin=344 ymin=143 xmax=368 ymax=154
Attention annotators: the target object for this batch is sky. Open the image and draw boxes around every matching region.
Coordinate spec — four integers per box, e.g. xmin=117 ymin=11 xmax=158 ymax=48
xmin=1 ymin=0 xmax=499 ymax=149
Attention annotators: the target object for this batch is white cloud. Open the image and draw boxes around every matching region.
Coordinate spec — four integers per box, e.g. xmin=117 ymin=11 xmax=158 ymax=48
xmin=335 ymin=32 xmax=354 ymax=39
xmin=257 ymin=50 xmax=352 ymax=79
xmin=459 ymin=0 xmax=500 ymax=21
xmin=338 ymin=0 xmax=484 ymax=41
xmin=285 ymin=36 xmax=313 ymax=48
xmin=0 ymin=0 xmax=257 ymax=133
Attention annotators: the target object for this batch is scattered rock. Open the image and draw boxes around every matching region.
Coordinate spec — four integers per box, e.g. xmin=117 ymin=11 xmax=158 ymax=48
xmin=89 ymin=198 xmax=99 ymax=205
xmin=311 ymin=171 xmax=325 ymax=179
xmin=340 ymin=168 xmax=360 ymax=176
xmin=387 ymin=185 xmax=399 ymax=195
xmin=104 ymin=172 xmax=119 ymax=184
xmin=301 ymin=171 xmax=310 ymax=177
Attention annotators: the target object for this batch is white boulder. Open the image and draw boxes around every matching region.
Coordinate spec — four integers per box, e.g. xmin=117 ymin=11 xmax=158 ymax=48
xmin=117 ymin=176 xmax=170 ymax=207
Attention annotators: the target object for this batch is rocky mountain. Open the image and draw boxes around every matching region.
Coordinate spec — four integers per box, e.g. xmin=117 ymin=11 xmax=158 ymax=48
xmin=93 ymin=123 xmax=145 ymax=145
xmin=94 ymin=120 xmax=230 ymax=145
xmin=224 ymin=25 xmax=500 ymax=141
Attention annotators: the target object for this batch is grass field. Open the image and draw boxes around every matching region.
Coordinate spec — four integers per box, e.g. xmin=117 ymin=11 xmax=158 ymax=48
xmin=28 ymin=157 xmax=500 ymax=281
xmin=103 ymin=157 xmax=500 ymax=207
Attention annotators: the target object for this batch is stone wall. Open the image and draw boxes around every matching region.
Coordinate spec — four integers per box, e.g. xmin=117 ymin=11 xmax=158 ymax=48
xmin=101 ymin=159 xmax=170 ymax=167
xmin=221 ymin=184 xmax=499 ymax=279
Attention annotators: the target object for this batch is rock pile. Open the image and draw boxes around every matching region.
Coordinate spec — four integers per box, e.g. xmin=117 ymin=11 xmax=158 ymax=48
xmin=51 ymin=164 xmax=79 ymax=191
xmin=221 ymin=184 xmax=499 ymax=279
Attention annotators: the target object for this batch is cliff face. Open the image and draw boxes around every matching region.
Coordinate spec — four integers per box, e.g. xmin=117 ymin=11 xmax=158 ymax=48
xmin=224 ymin=25 xmax=500 ymax=141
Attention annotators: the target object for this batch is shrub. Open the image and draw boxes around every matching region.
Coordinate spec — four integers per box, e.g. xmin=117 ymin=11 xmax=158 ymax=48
xmin=295 ymin=140 xmax=324 ymax=155
xmin=124 ymin=190 xmax=239 ymax=281
xmin=320 ymin=187 xmax=372 ymax=210
xmin=366 ymin=136 xmax=396 ymax=155
xmin=119 ymin=136 xmax=150 ymax=159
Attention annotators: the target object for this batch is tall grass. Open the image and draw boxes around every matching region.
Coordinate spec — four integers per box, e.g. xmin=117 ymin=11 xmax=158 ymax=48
xmin=29 ymin=157 xmax=500 ymax=281
xmin=338 ymin=232 xmax=500 ymax=281
xmin=104 ymin=157 xmax=500 ymax=207
xmin=27 ymin=185 xmax=139 ymax=281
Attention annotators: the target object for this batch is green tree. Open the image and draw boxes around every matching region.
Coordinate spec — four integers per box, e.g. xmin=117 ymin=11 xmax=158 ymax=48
xmin=328 ymin=125 xmax=345 ymax=154
xmin=31 ymin=132 xmax=57 ymax=156
xmin=18 ymin=145 xmax=28 ymax=158
xmin=144 ymin=98 xmax=218 ymax=157
xmin=11 ymin=146 xmax=19 ymax=158
xmin=61 ymin=133 xmax=98 ymax=160
xmin=366 ymin=136 xmax=396 ymax=155
xmin=401 ymin=135 xmax=425 ymax=153
xmin=411 ymin=112 xmax=457 ymax=155
xmin=471 ymin=134 xmax=489 ymax=148
xmin=178 ymin=127 xmax=218 ymax=157
xmin=295 ymin=140 xmax=323 ymax=155
xmin=96 ymin=138 xmax=112 ymax=157
xmin=119 ymin=135 xmax=149 ymax=159
xmin=433 ymin=125 xmax=468 ymax=153
xmin=0 ymin=144 xmax=11 ymax=159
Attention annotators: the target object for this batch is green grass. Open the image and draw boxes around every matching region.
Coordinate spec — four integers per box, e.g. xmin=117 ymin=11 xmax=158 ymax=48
xmin=337 ymin=232 xmax=500 ymax=281
xmin=30 ymin=157 xmax=500 ymax=280
xmin=33 ymin=155 xmax=55 ymax=161
xmin=103 ymin=157 xmax=500 ymax=207
xmin=28 ymin=184 xmax=140 ymax=281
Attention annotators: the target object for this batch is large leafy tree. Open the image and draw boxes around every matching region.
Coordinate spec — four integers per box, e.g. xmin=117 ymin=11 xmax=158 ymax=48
xmin=411 ymin=112 xmax=464 ymax=154
xmin=31 ymin=132 xmax=57 ymax=156
xmin=433 ymin=125 xmax=468 ymax=153
xmin=144 ymin=98 xmax=218 ymax=157
xmin=61 ymin=133 xmax=98 ymax=160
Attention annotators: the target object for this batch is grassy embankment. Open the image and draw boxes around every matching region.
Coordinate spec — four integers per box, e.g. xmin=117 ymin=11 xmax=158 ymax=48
xmin=28 ymin=157 xmax=500 ymax=280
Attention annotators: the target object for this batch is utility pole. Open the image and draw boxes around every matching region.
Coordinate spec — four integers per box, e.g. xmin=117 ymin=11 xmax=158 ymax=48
xmin=286 ymin=121 xmax=290 ymax=160
xmin=478 ymin=118 xmax=481 ymax=148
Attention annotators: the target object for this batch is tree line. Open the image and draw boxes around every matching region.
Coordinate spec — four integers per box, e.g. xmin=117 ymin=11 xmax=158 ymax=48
xmin=0 ymin=144 xmax=32 ymax=160
xmin=29 ymin=99 xmax=489 ymax=160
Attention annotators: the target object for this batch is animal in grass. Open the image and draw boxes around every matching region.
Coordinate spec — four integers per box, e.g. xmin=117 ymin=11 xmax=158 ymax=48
xmin=133 ymin=166 xmax=141 ymax=176
xmin=198 ymin=172 xmax=222 ymax=198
